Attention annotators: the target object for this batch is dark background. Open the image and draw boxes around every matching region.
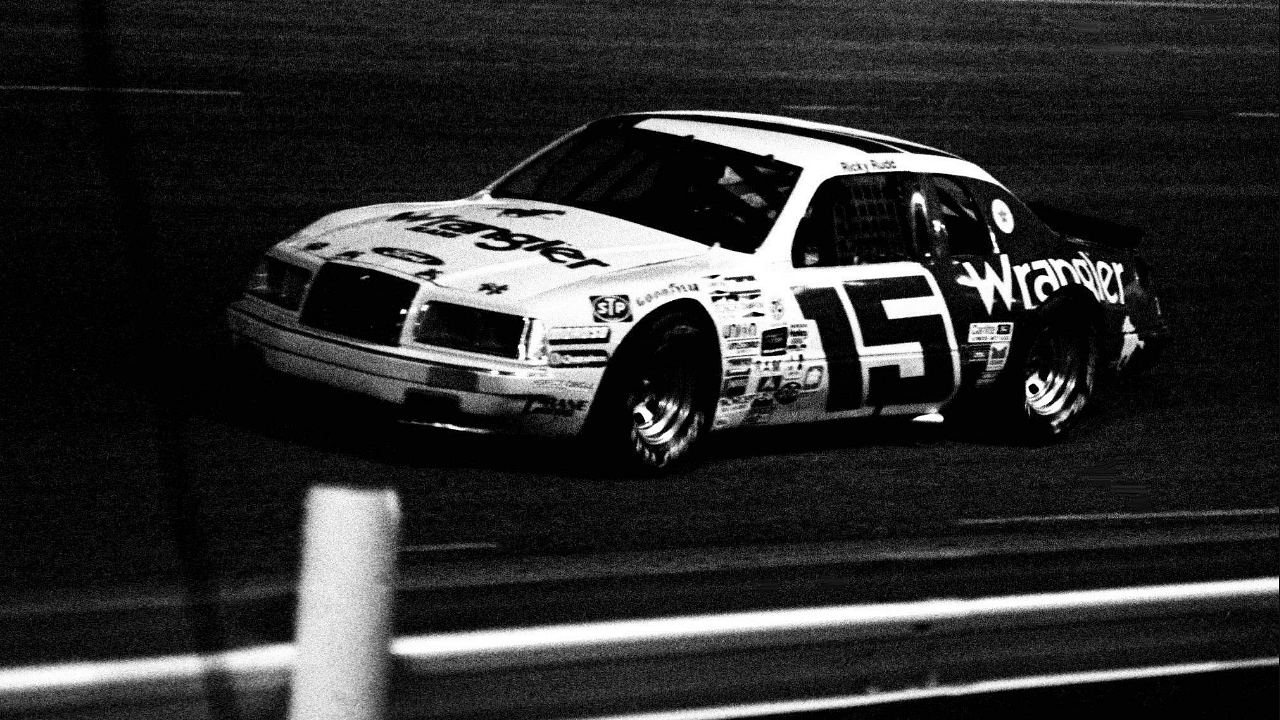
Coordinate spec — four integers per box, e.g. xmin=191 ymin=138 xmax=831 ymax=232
xmin=0 ymin=0 xmax=1275 ymax=619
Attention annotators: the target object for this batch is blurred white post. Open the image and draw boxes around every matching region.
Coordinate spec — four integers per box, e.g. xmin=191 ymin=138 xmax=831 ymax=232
xmin=288 ymin=484 xmax=400 ymax=720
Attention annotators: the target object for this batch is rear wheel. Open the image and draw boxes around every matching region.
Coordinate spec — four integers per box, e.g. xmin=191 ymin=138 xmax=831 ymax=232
xmin=1009 ymin=303 xmax=1098 ymax=440
xmin=585 ymin=310 xmax=717 ymax=472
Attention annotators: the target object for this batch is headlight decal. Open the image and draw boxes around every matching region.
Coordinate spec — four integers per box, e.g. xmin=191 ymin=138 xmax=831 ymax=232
xmin=414 ymin=302 xmax=528 ymax=360
xmin=247 ymin=256 xmax=312 ymax=311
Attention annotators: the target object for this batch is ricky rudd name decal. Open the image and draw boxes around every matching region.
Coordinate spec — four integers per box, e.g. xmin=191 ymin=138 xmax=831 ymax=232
xmin=958 ymin=252 xmax=1126 ymax=314
xmin=385 ymin=211 xmax=609 ymax=270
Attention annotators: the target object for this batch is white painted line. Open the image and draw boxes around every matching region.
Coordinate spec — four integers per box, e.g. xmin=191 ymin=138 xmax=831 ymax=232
xmin=580 ymin=657 xmax=1280 ymax=720
xmin=1235 ymin=111 xmax=1279 ymax=118
xmin=401 ymin=542 xmax=499 ymax=553
xmin=782 ymin=105 xmax=868 ymax=111
xmin=392 ymin=577 xmax=1276 ymax=659
xmin=0 ymin=644 xmax=293 ymax=695
xmin=959 ymin=507 xmax=1277 ymax=525
xmin=968 ymin=0 xmax=1277 ymax=9
xmin=3 ymin=579 xmax=1272 ymax=710
xmin=0 ymin=84 xmax=242 ymax=97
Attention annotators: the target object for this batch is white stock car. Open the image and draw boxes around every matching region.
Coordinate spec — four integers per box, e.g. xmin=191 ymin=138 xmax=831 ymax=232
xmin=228 ymin=111 xmax=1165 ymax=470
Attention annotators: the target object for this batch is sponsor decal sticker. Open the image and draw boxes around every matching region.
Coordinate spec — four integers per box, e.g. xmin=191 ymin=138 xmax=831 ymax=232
xmin=1116 ymin=315 xmax=1146 ymax=371
xmin=495 ymin=208 xmax=565 ymax=218
xmin=957 ymin=252 xmax=1127 ymax=314
xmin=303 ymin=241 xmax=330 ymax=252
xmin=385 ymin=211 xmax=609 ymax=269
xmin=372 ymin=247 xmax=443 ymax=265
xmin=755 ymin=358 xmax=783 ymax=374
xmin=722 ymin=322 xmax=759 ymax=340
xmin=775 ymin=382 xmax=801 ymax=404
xmin=786 ymin=323 xmax=810 ymax=351
xmin=760 ymin=326 xmax=788 ymax=356
xmin=962 ymin=344 xmax=991 ymax=364
xmin=547 ymin=326 xmax=610 ymax=344
xmin=725 ymin=339 xmax=761 ymax=357
xmin=548 ymin=349 xmax=609 ymax=367
xmin=531 ymin=378 xmax=595 ymax=391
xmin=635 ymin=282 xmax=700 ymax=308
xmin=591 ymin=295 xmax=633 ymax=322
xmin=415 ymin=268 xmax=442 ymax=281
xmin=802 ymin=366 xmax=824 ymax=390
xmin=478 ymin=282 xmax=508 ymax=295
xmin=976 ymin=343 xmax=1010 ymax=387
xmin=840 ymin=159 xmax=897 ymax=173
xmin=756 ymin=375 xmax=783 ymax=393
xmin=525 ymin=397 xmax=588 ymax=416
xmin=725 ymin=356 xmax=754 ymax=376
xmin=991 ymin=198 xmax=1015 ymax=234
xmin=722 ymin=376 xmax=749 ymax=397
xmin=705 ymin=273 xmax=758 ymax=288
xmin=967 ymin=322 xmax=1014 ymax=343
xmin=710 ymin=288 xmax=765 ymax=317
xmin=742 ymin=395 xmax=776 ymax=425
xmin=334 ymin=250 xmax=363 ymax=259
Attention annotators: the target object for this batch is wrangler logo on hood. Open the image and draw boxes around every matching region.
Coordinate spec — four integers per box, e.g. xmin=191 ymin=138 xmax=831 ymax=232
xmin=385 ymin=211 xmax=610 ymax=270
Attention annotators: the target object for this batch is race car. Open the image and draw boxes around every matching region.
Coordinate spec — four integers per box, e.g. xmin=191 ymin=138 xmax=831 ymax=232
xmin=227 ymin=110 xmax=1166 ymax=470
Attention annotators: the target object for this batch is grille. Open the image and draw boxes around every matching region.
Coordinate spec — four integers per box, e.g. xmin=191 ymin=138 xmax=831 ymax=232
xmin=415 ymin=303 xmax=525 ymax=359
xmin=300 ymin=263 xmax=420 ymax=345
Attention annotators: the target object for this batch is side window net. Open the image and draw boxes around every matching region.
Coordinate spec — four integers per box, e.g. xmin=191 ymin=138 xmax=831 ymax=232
xmin=794 ymin=174 xmax=913 ymax=267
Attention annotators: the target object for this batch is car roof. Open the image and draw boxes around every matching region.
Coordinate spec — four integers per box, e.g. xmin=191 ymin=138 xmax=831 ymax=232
xmin=616 ymin=110 xmax=1004 ymax=188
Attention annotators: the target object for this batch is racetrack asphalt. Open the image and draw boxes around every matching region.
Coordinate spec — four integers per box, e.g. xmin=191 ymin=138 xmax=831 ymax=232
xmin=0 ymin=0 xmax=1276 ymax=661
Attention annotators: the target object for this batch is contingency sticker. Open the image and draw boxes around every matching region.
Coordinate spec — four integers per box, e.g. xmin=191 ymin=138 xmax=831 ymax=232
xmin=968 ymin=322 xmax=1014 ymax=343
xmin=976 ymin=342 xmax=1010 ymax=387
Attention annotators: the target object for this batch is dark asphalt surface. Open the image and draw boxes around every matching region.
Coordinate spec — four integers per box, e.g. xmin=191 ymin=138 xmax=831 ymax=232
xmin=1 ymin=0 xmax=1277 ymax=666
xmin=4 ymin=520 xmax=1274 ymax=667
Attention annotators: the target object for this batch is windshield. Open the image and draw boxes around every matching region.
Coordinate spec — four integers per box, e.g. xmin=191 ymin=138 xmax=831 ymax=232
xmin=490 ymin=120 xmax=802 ymax=252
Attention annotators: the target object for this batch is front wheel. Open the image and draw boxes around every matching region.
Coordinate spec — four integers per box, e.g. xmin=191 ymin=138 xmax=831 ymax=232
xmin=584 ymin=310 xmax=717 ymax=472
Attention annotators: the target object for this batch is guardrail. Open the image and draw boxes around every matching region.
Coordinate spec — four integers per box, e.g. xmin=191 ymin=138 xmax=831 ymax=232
xmin=2 ymin=576 xmax=1275 ymax=719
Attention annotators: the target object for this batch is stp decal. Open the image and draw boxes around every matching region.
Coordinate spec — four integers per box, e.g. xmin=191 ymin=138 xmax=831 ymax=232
xmin=591 ymin=295 xmax=632 ymax=322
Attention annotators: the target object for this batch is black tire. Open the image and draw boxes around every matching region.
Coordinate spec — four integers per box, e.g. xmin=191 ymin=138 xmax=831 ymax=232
xmin=1003 ymin=301 xmax=1099 ymax=442
xmin=584 ymin=310 xmax=718 ymax=472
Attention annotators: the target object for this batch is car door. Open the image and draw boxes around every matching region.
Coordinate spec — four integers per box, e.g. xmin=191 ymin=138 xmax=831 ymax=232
xmin=924 ymin=173 xmax=1031 ymax=389
xmin=778 ymin=172 xmax=961 ymax=421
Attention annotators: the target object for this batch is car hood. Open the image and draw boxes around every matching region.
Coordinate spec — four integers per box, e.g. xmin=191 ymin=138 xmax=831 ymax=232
xmin=287 ymin=199 xmax=710 ymax=300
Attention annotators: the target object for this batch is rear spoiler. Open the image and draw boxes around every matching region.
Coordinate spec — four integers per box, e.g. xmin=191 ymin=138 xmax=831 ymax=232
xmin=1026 ymin=201 xmax=1145 ymax=250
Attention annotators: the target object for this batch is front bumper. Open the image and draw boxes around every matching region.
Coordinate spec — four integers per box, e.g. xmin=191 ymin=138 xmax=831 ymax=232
xmin=227 ymin=301 xmax=597 ymax=436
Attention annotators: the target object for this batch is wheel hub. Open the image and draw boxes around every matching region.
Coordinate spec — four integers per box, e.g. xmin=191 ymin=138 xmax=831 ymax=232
xmin=1024 ymin=330 xmax=1081 ymax=417
xmin=630 ymin=374 xmax=692 ymax=447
